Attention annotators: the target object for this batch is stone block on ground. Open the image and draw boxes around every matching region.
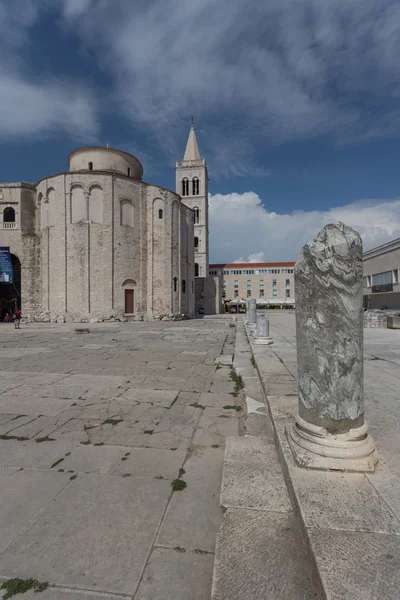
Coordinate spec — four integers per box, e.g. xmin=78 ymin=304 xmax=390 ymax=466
xmin=221 ymin=436 xmax=291 ymax=512
xmin=211 ymin=509 xmax=317 ymax=600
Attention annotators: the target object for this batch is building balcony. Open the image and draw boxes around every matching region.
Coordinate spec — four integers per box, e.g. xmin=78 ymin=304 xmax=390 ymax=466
xmin=1 ymin=222 xmax=17 ymax=229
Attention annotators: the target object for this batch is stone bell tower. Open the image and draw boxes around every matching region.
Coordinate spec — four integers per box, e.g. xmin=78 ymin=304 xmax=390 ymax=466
xmin=175 ymin=118 xmax=209 ymax=277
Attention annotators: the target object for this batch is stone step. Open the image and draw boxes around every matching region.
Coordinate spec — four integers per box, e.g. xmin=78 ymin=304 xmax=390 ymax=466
xmin=212 ymin=436 xmax=317 ymax=600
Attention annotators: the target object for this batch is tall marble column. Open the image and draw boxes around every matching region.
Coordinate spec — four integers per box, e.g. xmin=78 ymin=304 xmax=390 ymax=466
xmin=288 ymin=222 xmax=377 ymax=472
xmin=247 ymin=298 xmax=256 ymax=325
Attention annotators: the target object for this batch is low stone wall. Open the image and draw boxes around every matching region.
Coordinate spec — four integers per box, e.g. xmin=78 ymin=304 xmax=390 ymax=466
xmin=388 ymin=315 xmax=400 ymax=329
xmin=363 ymin=310 xmax=388 ymax=328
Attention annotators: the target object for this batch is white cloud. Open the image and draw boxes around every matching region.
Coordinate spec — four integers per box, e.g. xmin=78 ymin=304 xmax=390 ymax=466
xmin=58 ymin=0 xmax=400 ymax=175
xmin=209 ymin=192 xmax=400 ymax=262
xmin=233 ymin=252 xmax=265 ymax=263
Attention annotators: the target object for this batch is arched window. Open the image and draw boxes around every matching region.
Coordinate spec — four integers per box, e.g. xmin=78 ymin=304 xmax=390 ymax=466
xmin=88 ymin=162 xmax=93 ymax=170
xmin=194 ymin=236 xmax=199 ymax=250
xmin=173 ymin=277 xmax=178 ymax=292
xmin=192 ymin=177 xmax=199 ymax=196
xmin=3 ymin=207 xmax=15 ymax=223
xmin=194 ymin=208 xmax=200 ymax=224
xmin=182 ymin=178 xmax=189 ymax=196
xmin=121 ymin=200 xmax=133 ymax=227
xmin=158 ymin=208 xmax=163 ymax=219
xmin=128 ymin=167 xmax=131 ymax=177
xmin=195 ymin=263 xmax=199 ymax=277
xmin=182 ymin=279 xmax=186 ymax=293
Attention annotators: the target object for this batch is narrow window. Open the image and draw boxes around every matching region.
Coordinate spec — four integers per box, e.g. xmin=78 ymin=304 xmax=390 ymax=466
xmin=194 ymin=208 xmax=200 ymax=224
xmin=88 ymin=162 xmax=93 ymax=170
xmin=158 ymin=208 xmax=163 ymax=219
xmin=195 ymin=263 xmax=199 ymax=277
xmin=3 ymin=207 xmax=15 ymax=223
xmin=182 ymin=178 xmax=189 ymax=196
xmin=194 ymin=236 xmax=199 ymax=250
xmin=192 ymin=177 xmax=199 ymax=196
xmin=182 ymin=279 xmax=186 ymax=293
xmin=128 ymin=167 xmax=132 ymax=177
xmin=173 ymin=277 xmax=177 ymax=292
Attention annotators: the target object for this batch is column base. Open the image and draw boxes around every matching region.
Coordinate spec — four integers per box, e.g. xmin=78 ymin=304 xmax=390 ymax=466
xmin=252 ymin=336 xmax=273 ymax=345
xmin=287 ymin=415 xmax=378 ymax=473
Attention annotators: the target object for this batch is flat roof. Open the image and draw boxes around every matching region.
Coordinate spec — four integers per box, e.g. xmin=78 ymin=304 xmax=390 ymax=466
xmin=210 ymin=262 xmax=295 ymax=268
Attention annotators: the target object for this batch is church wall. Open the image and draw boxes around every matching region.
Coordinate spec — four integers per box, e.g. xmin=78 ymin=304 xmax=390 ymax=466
xmin=113 ymin=177 xmax=143 ymax=316
xmin=180 ymin=205 xmax=195 ymax=317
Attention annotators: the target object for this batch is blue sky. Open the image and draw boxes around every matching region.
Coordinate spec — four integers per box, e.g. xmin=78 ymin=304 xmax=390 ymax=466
xmin=1 ymin=0 xmax=400 ymax=262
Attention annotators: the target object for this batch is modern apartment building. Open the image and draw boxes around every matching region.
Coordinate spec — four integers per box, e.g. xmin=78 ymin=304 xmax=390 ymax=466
xmin=209 ymin=262 xmax=295 ymax=305
xmin=363 ymin=237 xmax=400 ymax=310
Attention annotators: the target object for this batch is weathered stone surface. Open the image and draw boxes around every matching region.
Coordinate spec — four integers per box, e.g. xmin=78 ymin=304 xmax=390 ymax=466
xmin=309 ymin=528 xmax=400 ymax=600
xmin=157 ymin=447 xmax=224 ymax=552
xmin=0 ymin=440 xmax=78 ymax=469
xmin=61 ymin=444 xmax=128 ymax=475
xmin=136 ymin=548 xmax=214 ymax=600
xmin=295 ymin=222 xmax=364 ymax=430
xmin=0 ymin=470 xmax=70 ymax=553
xmin=221 ymin=436 xmax=291 ymax=512
xmin=211 ymin=509 xmax=316 ymax=600
xmin=0 ymin=474 xmax=171 ymax=594
xmin=113 ymin=447 xmax=186 ymax=479
xmin=3 ymin=590 xmax=124 ymax=600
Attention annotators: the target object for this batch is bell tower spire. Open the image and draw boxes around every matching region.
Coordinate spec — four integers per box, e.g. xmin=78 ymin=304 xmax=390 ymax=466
xmin=176 ymin=119 xmax=209 ymax=278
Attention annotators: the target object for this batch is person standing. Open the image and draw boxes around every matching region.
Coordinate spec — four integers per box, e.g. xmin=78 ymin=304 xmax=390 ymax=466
xmin=14 ymin=308 xmax=22 ymax=329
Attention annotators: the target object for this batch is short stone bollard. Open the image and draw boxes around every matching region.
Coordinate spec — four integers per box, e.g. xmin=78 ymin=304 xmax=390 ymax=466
xmin=253 ymin=314 xmax=273 ymax=345
xmin=287 ymin=222 xmax=377 ymax=472
xmin=247 ymin=299 xmax=257 ymax=326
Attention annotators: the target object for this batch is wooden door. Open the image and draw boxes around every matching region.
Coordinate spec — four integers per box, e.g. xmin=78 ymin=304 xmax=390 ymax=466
xmin=125 ymin=289 xmax=134 ymax=314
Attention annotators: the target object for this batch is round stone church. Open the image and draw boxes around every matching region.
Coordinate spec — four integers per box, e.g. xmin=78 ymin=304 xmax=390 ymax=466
xmin=1 ymin=143 xmax=199 ymax=322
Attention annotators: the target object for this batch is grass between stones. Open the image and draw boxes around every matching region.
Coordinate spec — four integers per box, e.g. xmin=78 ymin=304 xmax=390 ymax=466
xmin=171 ymin=466 xmax=187 ymax=492
xmin=35 ymin=436 xmax=56 ymax=443
xmin=223 ymin=405 xmax=243 ymax=412
xmin=51 ymin=458 xmax=64 ymax=469
xmin=1 ymin=578 xmax=49 ymax=599
xmin=143 ymin=429 xmax=154 ymax=435
xmin=250 ymin=354 xmax=256 ymax=368
xmin=189 ymin=403 xmax=205 ymax=410
xmin=0 ymin=435 xmax=29 ymax=441
xmin=102 ymin=418 xmax=123 ymax=426
xmin=230 ymin=370 xmax=244 ymax=395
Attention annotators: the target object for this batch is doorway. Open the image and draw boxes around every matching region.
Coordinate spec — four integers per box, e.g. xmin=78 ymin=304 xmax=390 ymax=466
xmin=125 ymin=289 xmax=134 ymax=314
xmin=0 ymin=253 xmax=21 ymax=320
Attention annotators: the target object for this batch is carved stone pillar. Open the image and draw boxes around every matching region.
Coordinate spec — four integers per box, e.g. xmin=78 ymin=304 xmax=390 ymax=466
xmin=288 ymin=222 xmax=377 ymax=472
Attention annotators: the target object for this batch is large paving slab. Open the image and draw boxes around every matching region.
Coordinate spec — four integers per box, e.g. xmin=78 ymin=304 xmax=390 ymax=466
xmin=0 ymin=474 xmax=171 ymax=595
xmin=136 ymin=548 xmax=214 ymax=600
xmin=221 ymin=436 xmax=292 ymax=512
xmin=0 ymin=318 xmax=235 ymax=599
xmin=211 ymin=509 xmax=317 ymax=600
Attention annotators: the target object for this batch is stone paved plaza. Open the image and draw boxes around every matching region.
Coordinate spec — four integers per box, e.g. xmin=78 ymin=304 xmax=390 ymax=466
xmin=0 ymin=317 xmax=239 ymax=600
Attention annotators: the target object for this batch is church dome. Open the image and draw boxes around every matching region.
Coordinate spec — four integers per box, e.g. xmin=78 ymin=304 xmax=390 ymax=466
xmin=68 ymin=146 xmax=143 ymax=180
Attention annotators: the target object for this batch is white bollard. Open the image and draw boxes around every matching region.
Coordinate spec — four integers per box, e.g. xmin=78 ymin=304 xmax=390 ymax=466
xmin=253 ymin=313 xmax=273 ymax=345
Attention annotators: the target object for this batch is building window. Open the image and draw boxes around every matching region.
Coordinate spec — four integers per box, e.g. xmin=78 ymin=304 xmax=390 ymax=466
xmin=194 ymin=208 xmax=200 ymax=224
xmin=234 ymin=280 xmax=238 ymax=287
xmin=194 ymin=236 xmax=199 ymax=250
xmin=285 ymin=289 xmax=290 ymax=297
xmin=363 ymin=277 xmax=368 ymax=289
xmin=234 ymin=290 xmax=239 ymax=298
xmin=3 ymin=207 xmax=15 ymax=223
xmin=273 ymin=289 xmax=277 ymax=297
xmin=182 ymin=279 xmax=186 ymax=293
xmin=247 ymin=289 xmax=251 ymax=297
xmin=182 ymin=178 xmax=189 ymax=196
xmin=367 ymin=275 xmax=371 ymax=287
xmin=260 ymin=289 xmax=264 ymax=297
xmin=286 ymin=279 xmax=290 ymax=287
xmin=173 ymin=277 xmax=177 ymax=292
xmin=192 ymin=177 xmax=199 ymax=195
xmin=128 ymin=167 xmax=131 ymax=177
xmin=272 ymin=279 xmax=277 ymax=287
xmin=88 ymin=162 xmax=93 ymax=170
xmin=195 ymin=263 xmax=199 ymax=277
xmin=247 ymin=280 xmax=251 ymax=287
xmin=158 ymin=208 xmax=163 ymax=219
xmin=371 ymin=271 xmax=392 ymax=286
xmin=260 ymin=279 xmax=264 ymax=287
xmin=393 ymin=269 xmax=399 ymax=284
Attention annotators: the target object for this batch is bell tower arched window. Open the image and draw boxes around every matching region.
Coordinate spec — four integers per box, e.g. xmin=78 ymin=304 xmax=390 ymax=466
xmin=88 ymin=162 xmax=93 ymax=170
xmin=3 ymin=207 xmax=15 ymax=223
xmin=194 ymin=208 xmax=200 ymax=224
xmin=194 ymin=236 xmax=199 ymax=249
xmin=192 ymin=177 xmax=199 ymax=196
xmin=182 ymin=178 xmax=189 ymax=197
xmin=195 ymin=263 xmax=199 ymax=277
